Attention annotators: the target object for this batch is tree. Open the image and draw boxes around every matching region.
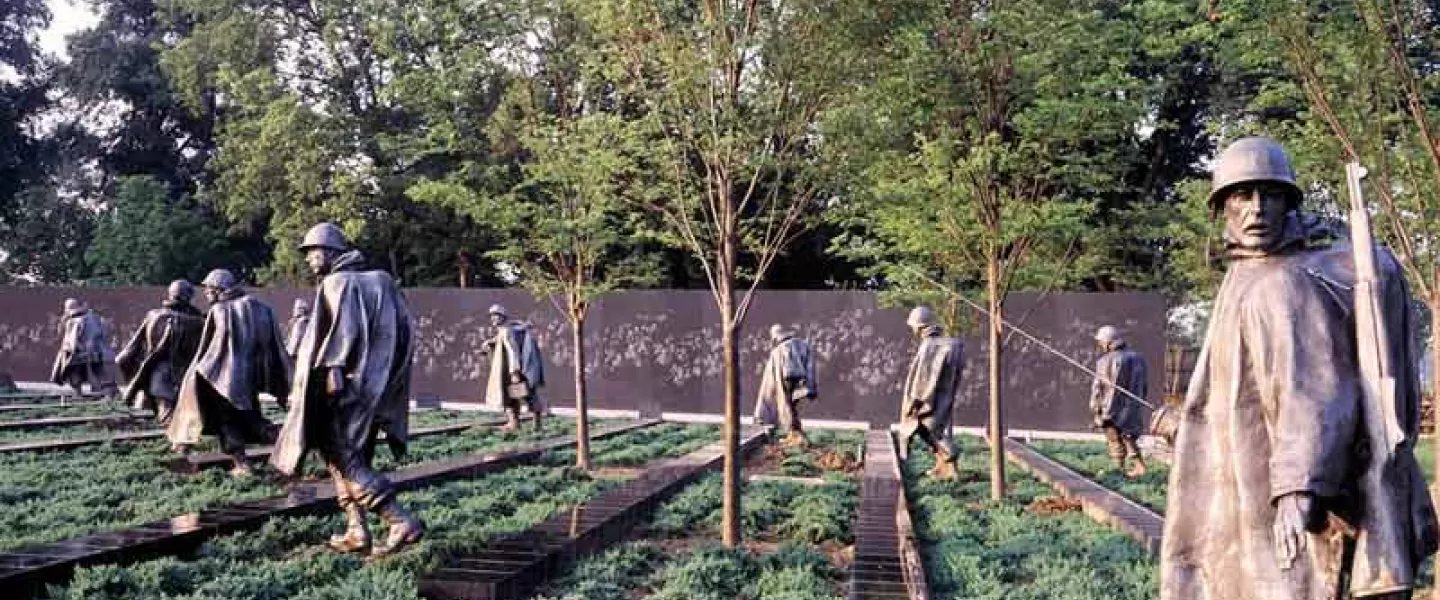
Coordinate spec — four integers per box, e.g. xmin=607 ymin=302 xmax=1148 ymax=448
xmin=86 ymin=175 xmax=240 ymax=284
xmin=827 ymin=0 xmax=1162 ymax=498
xmin=578 ymin=0 xmax=874 ymax=545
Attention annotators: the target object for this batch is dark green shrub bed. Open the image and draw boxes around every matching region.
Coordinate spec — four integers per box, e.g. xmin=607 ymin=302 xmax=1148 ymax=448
xmin=1025 ymin=439 xmax=1169 ymax=512
xmin=908 ymin=436 xmax=1157 ymax=600
xmin=0 ymin=413 xmax=582 ymax=551
xmin=44 ymin=423 xmax=721 ymax=599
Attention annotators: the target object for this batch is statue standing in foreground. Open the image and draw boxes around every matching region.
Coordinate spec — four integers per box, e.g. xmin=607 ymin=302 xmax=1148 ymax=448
xmin=898 ymin=306 xmax=963 ymax=479
xmin=117 ymin=280 xmax=204 ymax=424
xmin=1160 ymin=137 xmax=1437 ymax=600
xmin=270 ymin=223 xmax=423 ymax=557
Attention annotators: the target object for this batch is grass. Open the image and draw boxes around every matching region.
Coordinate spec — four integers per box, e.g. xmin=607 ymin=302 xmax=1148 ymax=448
xmin=1025 ymin=439 xmax=1169 ymax=512
xmin=0 ymin=412 xmax=581 ymax=551
xmin=649 ymin=473 xmax=857 ymax=545
xmin=907 ymin=436 xmax=1157 ymax=600
xmin=45 ymin=424 xmax=723 ymax=600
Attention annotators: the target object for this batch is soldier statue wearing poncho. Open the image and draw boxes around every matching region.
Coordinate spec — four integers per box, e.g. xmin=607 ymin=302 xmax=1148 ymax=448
xmin=285 ymin=298 xmax=311 ymax=362
xmin=117 ymin=280 xmax=204 ymax=424
xmin=50 ymin=298 xmax=119 ymax=397
xmin=1160 ymin=137 xmax=1438 ymax=600
xmin=754 ymin=323 xmax=819 ymax=447
xmin=168 ymin=269 xmax=290 ymax=475
xmin=483 ymin=304 xmax=546 ymax=431
xmin=1087 ymin=325 xmax=1149 ymax=478
xmin=270 ymin=223 xmax=423 ymax=558
xmin=898 ymin=306 xmax=964 ymax=479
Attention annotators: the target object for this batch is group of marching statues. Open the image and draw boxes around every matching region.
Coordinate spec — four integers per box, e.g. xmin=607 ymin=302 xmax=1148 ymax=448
xmin=47 ymin=223 xmax=545 ymax=558
xmin=39 ymin=137 xmax=1440 ymax=597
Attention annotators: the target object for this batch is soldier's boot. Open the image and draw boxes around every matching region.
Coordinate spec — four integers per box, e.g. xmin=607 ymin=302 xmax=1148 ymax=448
xmin=504 ymin=408 xmax=521 ymax=431
xmin=783 ymin=430 xmax=808 ymax=448
xmin=170 ymin=443 xmax=192 ymax=455
xmin=927 ymin=448 xmax=957 ymax=480
xmin=229 ymin=453 xmax=254 ymax=477
xmin=371 ymin=499 xmax=425 ymax=558
xmin=1126 ymin=457 xmax=1148 ymax=479
xmin=326 ymin=502 xmax=372 ymax=553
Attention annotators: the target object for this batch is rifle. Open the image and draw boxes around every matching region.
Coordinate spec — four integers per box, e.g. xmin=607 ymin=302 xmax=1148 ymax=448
xmin=1344 ymin=161 xmax=1413 ymax=589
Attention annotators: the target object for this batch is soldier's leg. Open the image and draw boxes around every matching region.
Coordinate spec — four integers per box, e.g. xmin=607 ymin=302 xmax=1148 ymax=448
xmin=1103 ymin=425 xmax=1128 ymax=471
xmin=1123 ymin=434 xmax=1147 ymax=477
xmin=528 ymin=396 xmax=544 ymax=431
xmin=154 ymin=396 xmax=176 ymax=425
xmin=324 ymin=423 xmax=422 ymax=557
xmin=218 ymin=419 xmax=252 ymax=477
xmin=503 ymin=398 xmax=521 ymax=431
xmin=777 ymin=397 xmax=805 ymax=447
xmin=323 ymin=462 xmax=371 ymax=553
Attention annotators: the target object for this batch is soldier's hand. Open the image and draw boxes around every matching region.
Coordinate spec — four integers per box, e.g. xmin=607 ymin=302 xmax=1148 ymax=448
xmin=510 ymin=371 xmax=523 ymax=384
xmin=1272 ymin=492 xmax=1316 ymax=570
xmin=326 ymin=368 xmax=345 ymax=395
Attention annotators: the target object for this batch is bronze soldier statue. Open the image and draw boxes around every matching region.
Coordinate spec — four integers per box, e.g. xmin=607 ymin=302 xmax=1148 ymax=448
xmin=270 ymin=223 xmax=423 ymax=557
xmin=1088 ymin=325 xmax=1148 ymax=478
xmin=484 ymin=304 xmax=546 ymax=431
xmin=1160 ymin=137 xmax=1438 ymax=600
xmin=898 ymin=306 xmax=963 ymax=479
xmin=285 ymin=298 xmax=311 ymax=363
xmin=754 ymin=324 xmax=819 ymax=447
xmin=50 ymin=298 xmax=119 ymax=397
xmin=168 ymin=269 xmax=290 ymax=475
xmin=116 ymin=280 xmax=205 ymax=424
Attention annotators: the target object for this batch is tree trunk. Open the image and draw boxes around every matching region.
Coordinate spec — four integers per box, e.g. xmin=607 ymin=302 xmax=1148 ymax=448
xmin=988 ymin=253 xmax=1006 ymax=500
xmin=572 ymin=307 xmax=590 ymax=471
xmin=720 ymin=232 xmax=742 ymax=548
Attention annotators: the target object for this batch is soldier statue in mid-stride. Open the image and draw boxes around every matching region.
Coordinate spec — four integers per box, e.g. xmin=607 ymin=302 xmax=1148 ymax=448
xmin=1160 ymin=137 xmax=1438 ymax=600
xmin=484 ymin=304 xmax=546 ymax=431
xmin=50 ymin=298 xmax=119 ymax=397
xmin=898 ymin=306 xmax=963 ymax=480
xmin=117 ymin=280 xmax=205 ymax=424
xmin=754 ymin=324 xmax=819 ymax=447
xmin=1087 ymin=325 xmax=1148 ymax=478
xmin=168 ymin=269 xmax=290 ymax=475
xmin=271 ymin=223 xmax=423 ymax=558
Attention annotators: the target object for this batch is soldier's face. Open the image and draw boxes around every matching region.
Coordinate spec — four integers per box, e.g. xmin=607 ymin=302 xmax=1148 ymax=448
xmin=306 ymin=248 xmax=331 ymax=276
xmin=490 ymin=314 xmax=505 ymax=326
xmin=1222 ymin=183 xmax=1292 ymax=252
xmin=204 ymin=287 xmax=220 ymax=303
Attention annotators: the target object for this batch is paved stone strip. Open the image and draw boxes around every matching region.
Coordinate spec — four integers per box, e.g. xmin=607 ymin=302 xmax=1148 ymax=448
xmin=0 ymin=419 xmax=662 ymax=598
xmin=850 ymin=429 xmax=929 ymax=600
xmin=1003 ymin=438 xmax=1164 ymax=557
xmin=0 ymin=413 xmax=139 ymax=431
xmin=418 ymin=426 xmax=768 ymax=600
xmin=0 ymin=399 xmax=111 ymax=413
xmin=168 ymin=418 xmax=512 ymax=473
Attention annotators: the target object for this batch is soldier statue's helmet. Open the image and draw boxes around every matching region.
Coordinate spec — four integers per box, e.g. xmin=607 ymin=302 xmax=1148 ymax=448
xmin=1207 ymin=136 xmax=1303 ymax=211
xmin=1094 ymin=325 xmax=1121 ymax=345
xmin=63 ymin=298 xmax=82 ymax=313
xmin=167 ymin=280 xmax=195 ymax=303
xmin=905 ymin=306 xmax=937 ymax=330
xmin=488 ymin=304 xmax=508 ymax=318
xmin=298 ymin=222 xmax=350 ymax=253
xmin=201 ymin=269 xmax=238 ymax=291
xmin=770 ymin=324 xmax=795 ymax=341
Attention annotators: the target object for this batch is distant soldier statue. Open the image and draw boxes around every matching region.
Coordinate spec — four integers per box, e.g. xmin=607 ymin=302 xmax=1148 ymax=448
xmin=1161 ymin=137 xmax=1438 ymax=600
xmin=271 ymin=223 xmax=423 ymax=557
xmin=1087 ymin=325 xmax=1149 ymax=478
xmin=484 ymin=304 xmax=546 ymax=431
xmin=117 ymin=280 xmax=205 ymax=424
xmin=754 ymin=323 xmax=819 ymax=447
xmin=285 ymin=298 xmax=311 ymax=362
xmin=898 ymin=306 xmax=963 ymax=479
xmin=168 ymin=269 xmax=290 ymax=475
xmin=49 ymin=298 xmax=118 ymax=397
